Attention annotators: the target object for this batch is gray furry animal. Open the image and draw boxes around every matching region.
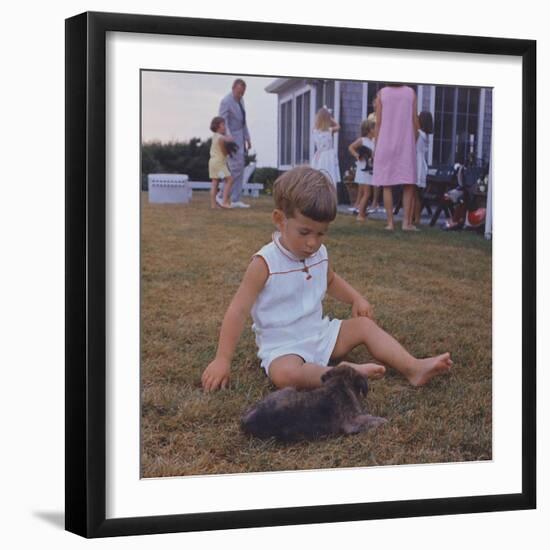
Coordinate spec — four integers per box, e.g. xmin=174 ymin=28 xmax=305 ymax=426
xmin=240 ymin=365 xmax=387 ymax=442
xmin=357 ymin=145 xmax=373 ymax=172
xmin=223 ymin=140 xmax=239 ymax=157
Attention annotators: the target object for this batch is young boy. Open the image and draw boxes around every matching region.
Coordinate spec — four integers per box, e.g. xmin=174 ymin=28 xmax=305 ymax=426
xmin=202 ymin=166 xmax=452 ymax=392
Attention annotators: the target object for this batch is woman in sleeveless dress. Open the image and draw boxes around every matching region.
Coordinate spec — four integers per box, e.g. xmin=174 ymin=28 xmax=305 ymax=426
xmin=372 ymin=85 xmax=419 ymax=230
xmin=311 ymin=107 xmax=341 ymax=187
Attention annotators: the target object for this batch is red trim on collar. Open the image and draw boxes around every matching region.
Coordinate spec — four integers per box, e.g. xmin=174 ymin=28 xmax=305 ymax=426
xmin=272 ymin=231 xmax=321 ymax=264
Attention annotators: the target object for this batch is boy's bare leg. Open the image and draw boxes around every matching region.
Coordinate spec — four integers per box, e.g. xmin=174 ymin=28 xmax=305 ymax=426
xmin=336 ymin=360 xmax=385 ymax=379
xmin=331 ymin=318 xmax=452 ymax=386
xmin=268 ymin=354 xmax=384 ymax=391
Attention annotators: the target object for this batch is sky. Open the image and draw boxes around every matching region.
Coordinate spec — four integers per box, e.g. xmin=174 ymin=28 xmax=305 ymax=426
xmin=141 ymin=71 xmax=278 ymax=167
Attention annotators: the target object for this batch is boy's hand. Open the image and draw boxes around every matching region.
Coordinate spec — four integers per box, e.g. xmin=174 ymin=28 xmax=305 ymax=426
xmin=202 ymin=358 xmax=231 ymax=392
xmin=352 ymin=297 xmax=374 ymax=319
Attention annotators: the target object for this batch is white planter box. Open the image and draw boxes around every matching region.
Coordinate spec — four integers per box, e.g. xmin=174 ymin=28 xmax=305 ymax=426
xmin=148 ymin=174 xmax=191 ymax=203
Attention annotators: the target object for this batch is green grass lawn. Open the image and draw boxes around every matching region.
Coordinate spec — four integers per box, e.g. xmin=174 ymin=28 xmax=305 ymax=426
xmin=141 ymin=192 xmax=492 ymax=477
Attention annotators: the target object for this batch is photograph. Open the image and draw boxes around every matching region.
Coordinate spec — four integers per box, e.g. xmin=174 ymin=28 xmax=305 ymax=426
xmin=64 ymin=10 xmax=535 ymax=537
xmin=140 ymin=71 xmax=493 ymax=478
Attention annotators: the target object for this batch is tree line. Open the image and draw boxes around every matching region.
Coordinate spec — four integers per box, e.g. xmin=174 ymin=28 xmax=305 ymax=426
xmin=142 ymin=138 xmax=209 ymax=186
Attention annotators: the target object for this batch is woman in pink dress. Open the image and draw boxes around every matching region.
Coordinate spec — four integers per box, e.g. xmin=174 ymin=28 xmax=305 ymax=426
xmin=372 ymin=84 xmax=420 ymax=231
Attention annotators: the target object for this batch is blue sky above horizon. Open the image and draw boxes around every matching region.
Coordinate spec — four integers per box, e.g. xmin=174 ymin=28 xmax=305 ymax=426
xmin=141 ymin=71 xmax=279 ymax=167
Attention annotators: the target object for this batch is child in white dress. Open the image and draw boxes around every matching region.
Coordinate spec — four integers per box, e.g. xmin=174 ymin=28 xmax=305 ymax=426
xmin=202 ymin=166 xmax=453 ymax=392
xmin=412 ymin=111 xmax=434 ymax=225
xmin=311 ymin=107 xmax=341 ymax=187
xmin=348 ymin=118 xmax=376 ymax=221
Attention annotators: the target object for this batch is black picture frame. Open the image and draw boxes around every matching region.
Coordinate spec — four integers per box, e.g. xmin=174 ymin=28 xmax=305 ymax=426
xmin=65 ymin=11 xmax=536 ymax=538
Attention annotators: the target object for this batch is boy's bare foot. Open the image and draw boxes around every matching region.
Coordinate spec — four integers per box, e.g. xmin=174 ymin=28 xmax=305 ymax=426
xmin=407 ymin=353 xmax=453 ymax=386
xmin=384 ymin=225 xmax=394 ymax=231
xmin=220 ymin=202 xmax=232 ymax=209
xmin=337 ymin=361 xmax=386 ymax=380
xmin=356 ymin=215 xmax=367 ymax=222
xmin=402 ymin=224 xmax=420 ymax=232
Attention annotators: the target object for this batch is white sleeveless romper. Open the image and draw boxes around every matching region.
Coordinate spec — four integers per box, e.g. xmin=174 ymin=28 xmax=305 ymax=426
xmin=251 ymin=232 xmax=342 ymax=375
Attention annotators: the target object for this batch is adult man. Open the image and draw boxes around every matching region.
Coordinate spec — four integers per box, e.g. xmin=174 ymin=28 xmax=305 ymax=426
xmin=218 ymin=79 xmax=252 ymax=208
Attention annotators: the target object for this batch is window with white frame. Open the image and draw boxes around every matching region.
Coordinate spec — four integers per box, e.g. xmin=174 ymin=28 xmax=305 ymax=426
xmin=433 ymin=86 xmax=481 ymax=165
xmin=295 ymin=90 xmax=311 ymax=165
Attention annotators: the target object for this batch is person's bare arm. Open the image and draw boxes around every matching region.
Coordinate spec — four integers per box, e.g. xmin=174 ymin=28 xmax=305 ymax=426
xmin=348 ymin=137 xmax=363 ymax=160
xmin=201 ymin=256 xmax=269 ymax=392
xmin=330 ymin=118 xmax=341 ymax=133
xmin=412 ymin=92 xmax=420 ymax=139
xmin=326 ymin=264 xmax=374 ymax=319
xmin=374 ymin=94 xmax=382 ymax=142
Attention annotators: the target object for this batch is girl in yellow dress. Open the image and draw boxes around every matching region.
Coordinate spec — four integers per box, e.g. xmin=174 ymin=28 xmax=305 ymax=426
xmin=209 ymin=116 xmax=234 ymax=209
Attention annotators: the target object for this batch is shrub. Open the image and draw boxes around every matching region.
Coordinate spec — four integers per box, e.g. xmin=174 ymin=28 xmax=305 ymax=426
xmin=251 ymin=167 xmax=280 ymax=195
xmin=141 ymin=138 xmax=211 ymax=186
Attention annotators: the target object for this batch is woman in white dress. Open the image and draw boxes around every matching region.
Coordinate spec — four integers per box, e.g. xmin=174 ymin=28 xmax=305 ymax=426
xmin=311 ymin=107 xmax=341 ymax=187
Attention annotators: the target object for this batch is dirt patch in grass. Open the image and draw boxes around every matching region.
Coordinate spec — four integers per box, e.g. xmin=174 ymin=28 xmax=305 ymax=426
xmin=141 ymin=192 xmax=492 ymax=477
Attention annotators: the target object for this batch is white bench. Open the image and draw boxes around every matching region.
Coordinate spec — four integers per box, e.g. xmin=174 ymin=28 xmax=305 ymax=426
xmin=241 ymin=183 xmax=264 ymax=198
xmin=148 ymin=174 xmax=191 ymax=203
xmin=241 ymin=162 xmax=263 ymax=198
xmin=189 ymin=162 xmax=264 ymax=198
xmin=184 ymin=181 xmax=264 ymax=198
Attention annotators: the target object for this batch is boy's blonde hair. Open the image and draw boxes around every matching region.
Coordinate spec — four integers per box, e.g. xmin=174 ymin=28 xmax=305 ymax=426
xmin=273 ymin=166 xmax=337 ymax=222
xmin=360 ymin=117 xmax=376 ymax=137
xmin=314 ymin=107 xmax=332 ymax=131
